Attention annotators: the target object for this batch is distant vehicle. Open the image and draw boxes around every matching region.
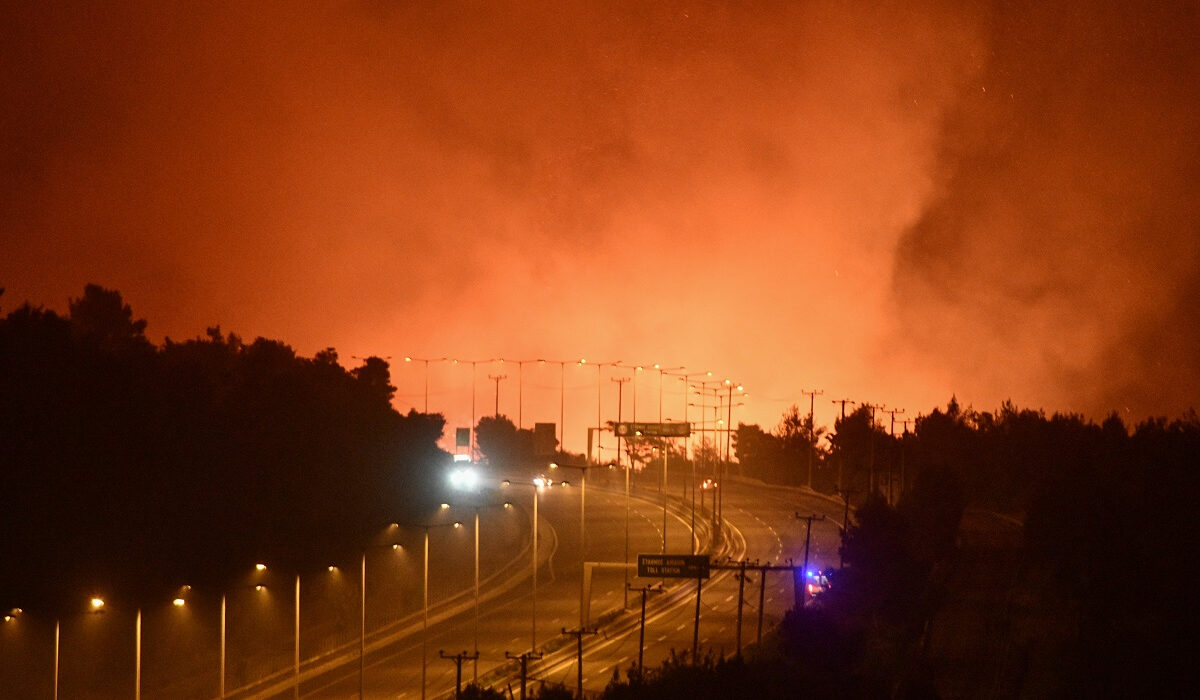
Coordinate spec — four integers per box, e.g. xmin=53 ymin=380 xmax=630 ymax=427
xmin=804 ymin=567 xmax=835 ymax=604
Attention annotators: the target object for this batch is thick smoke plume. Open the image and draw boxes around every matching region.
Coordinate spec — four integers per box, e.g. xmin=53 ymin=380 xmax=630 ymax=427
xmin=890 ymin=1 xmax=1200 ymax=419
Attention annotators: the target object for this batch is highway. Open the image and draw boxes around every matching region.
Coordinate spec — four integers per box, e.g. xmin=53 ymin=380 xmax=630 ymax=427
xmin=0 ymin=474 xmax=846 ymax=699
xmin=251 ymin=473 xmax=847 ymax=699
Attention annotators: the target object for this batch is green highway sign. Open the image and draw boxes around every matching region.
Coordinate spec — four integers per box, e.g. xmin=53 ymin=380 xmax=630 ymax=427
xmin=614 ymin=421 xmax=691 ymax=438
xmin=637 ymin=554 xmax=710 ymax=579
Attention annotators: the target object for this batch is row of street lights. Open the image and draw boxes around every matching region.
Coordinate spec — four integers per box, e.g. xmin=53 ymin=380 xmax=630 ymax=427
xmin=4 ymin=530 xmax=453 ymax=699
xmin=400 ymin=357 xmax=748 ymax=465
xmin=7 ymin=453 xmax=744 ymax=699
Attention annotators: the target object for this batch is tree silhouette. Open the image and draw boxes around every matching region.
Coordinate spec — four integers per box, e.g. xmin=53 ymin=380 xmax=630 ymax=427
xmin=474 ymin=414 xmax=535 ymax=470
xmin=0 ymin=286 xmax=451 ymax=613
xmin=68 ymin=283 xmax=150 ymax=353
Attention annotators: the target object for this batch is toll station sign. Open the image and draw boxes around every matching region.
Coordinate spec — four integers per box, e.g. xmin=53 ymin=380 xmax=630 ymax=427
xmin=637 ymin=554 xmax=710 ymax=579
xmin=615 ymin=422 xmax=691 ymax=438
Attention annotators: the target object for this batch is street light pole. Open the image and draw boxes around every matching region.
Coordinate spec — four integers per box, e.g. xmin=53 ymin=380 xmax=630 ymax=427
xmin=537 ymin=359 xmax=568 ymax=452
xmin=648 ymin=364 xmax=683 ymax=557
xmin=609 ymin=375 xmax=631 ymax=607
xmin=359 ymin=553 xmax=365 ymax=700
xmin=580 ymin=359 xmax=620 ymax=464
xmin=219 ymin=596 xmax=226 ymax=699
xmin=135 ymin=608 xmax=141 ymax=700
xmin=550 ymin=461 xmax=597 ymax=627
xmin=388 ymin=518 xmax=461 ymax=700
xmin=533 ymin=484 xmax=539 ymax=652
xmin=502 ymin=477 xmax=551 ymax=652
xmin=668 ymin=370 xmax=710 ymax=554
xmin=455 ymin=359 xmax=493 ymax=459
xmin=294 ymin=575 xmax=300 ymax=700
xmin=423 ymin=529 xmax=429 ymax=700
xmin=500 ymin=359 xmax=537 ymax=429
xmin=404 ymin=357 xmax=447 ymax=414
xmin=474 ymin=509 xmax=480 ymax=681
xmin=53 ymin=619 xmax=59 ymax=700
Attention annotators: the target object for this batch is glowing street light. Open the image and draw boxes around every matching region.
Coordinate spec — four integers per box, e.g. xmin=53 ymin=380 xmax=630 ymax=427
xmin=404 ymin=356 xmax=447 ymax=413
xmin=549 ymin=460 xmax=603 ymax=627
xmin=392 ymin=518 xmax=463 ymax=700
xmin=354 ymin=537 xmax=407 ymax=699
xmin=500 ymin=477 xmax=562 ymax=652
xmin=453 ymin=359 xmax=496 ymax=459
xmin=82 ymin=596 xmax=143 ymax=700
xmin=578 ymin=359 xmax=621 ymax=464
xmin=446 ymin=465 xmax=487 ymax=680
xmin=536 ymin=359 xmax=568 ymax=451
xmin=221 ymin=566 xmax=275 ymax=698
xmin=497 ymin=358 xmax=538 ymax=429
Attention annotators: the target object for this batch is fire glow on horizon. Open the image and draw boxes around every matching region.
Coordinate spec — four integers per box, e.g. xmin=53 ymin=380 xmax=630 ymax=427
xmin=2 ymin=1 xmax=1196 ymax=436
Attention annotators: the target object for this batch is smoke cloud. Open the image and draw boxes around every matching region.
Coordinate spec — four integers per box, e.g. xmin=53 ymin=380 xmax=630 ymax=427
xmin=2 ymin=1 xmax=1195 ymax=443
xmin=889 ymin=0 xmax=1200 ymax=419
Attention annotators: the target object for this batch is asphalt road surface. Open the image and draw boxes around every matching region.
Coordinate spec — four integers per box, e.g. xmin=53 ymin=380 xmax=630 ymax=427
xmin=0 ymin=473 xmax=845 ymax=700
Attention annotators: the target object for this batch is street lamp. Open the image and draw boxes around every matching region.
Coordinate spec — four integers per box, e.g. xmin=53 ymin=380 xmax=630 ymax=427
xmin=689 ymin=378 xmax=725 ymax=541
xmin=219 ymin=563 xmax=284 ymax=699
xmin=650 ymin=365 xmax=685 ymax=556
xmin=536 ymin=359 xmax=568 ymax=453
xmin=403 ymin=357 xmax=447 ymax=414
xmin=668 ymin=370 xmax=712 ymax=554
xmin=549 ymin=460 xmax=602 ymax=626
xmin=453 ymin=359 xmax=495 ymax=459
xmin=354 ymin=536 xmax=407 ymax=698
xmin=501 ymin=476 xmax=564 ymax=652
xmin=446 ymin=464 xmax=506 ymax=682
xmin=83 ymin=595 xmax=143 ymax=700
xmin=237 ymin=563 xmax=302 ymax=699
xmin=498 ymin=359 xmax=538 ymax=429
xmin=393 ymin=518 xmax=463 ymax=700
xmin=578 ymin=359 xmax=621 ymax=464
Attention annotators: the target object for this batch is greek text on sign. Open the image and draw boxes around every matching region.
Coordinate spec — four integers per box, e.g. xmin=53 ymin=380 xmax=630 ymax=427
xmin=614 ymin=422 xmax=691 ymax=438
xmin=637 ymin=554 xmax=710 ymax=579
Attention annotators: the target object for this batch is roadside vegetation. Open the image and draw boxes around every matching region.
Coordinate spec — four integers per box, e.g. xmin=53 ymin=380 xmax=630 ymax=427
xmin=1 ymin=285 xmax=449 ymax=612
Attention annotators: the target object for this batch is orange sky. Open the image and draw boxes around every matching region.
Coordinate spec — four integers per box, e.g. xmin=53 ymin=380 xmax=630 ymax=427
xmin=3 ymin=1 xmax=1197 ymax=454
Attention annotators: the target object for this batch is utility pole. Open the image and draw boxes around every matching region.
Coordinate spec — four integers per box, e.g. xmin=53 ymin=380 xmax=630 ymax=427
xmin=628 ymin=583 xmax=664 ymax=673
xmin=735 ymin=560 xmax=749 ymax=657
xmin=835 ymin=488 xmax=858 ymax=568
xmin=880 ymin=408 xmax=905 ymax=504
xmin=505 ymin=651 xmax=543 ymax=700
xmin=562 ymin=626 xmax=598 ymax=698
xmin=801 ymin=389 xmax=824 ymax=489
xmin=860 ymin=403 xmax=885 ymax=494
xmin=709 ymin=560 xmax=800 ymax=646
xmin=794 ymin=514 xmax=826 ymax=609
xmin=898 ymin=417 xmax=913 ymax=502
xmin=830 ymin=399 xmax=855 ymax=492
xmin=756 ymin=561 xmax=768 ymax=645
xmin=438 ymin=650 xmax=478 ymax=700
xmin=488 ymin=374 xmax=507 ymax=417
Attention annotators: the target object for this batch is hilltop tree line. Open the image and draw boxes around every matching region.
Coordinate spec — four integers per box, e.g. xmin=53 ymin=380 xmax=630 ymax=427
xmin=733 ymin=399 xmax=1199 ymax=696
xmin=0 ymin=285 xmax=451 ymax=613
